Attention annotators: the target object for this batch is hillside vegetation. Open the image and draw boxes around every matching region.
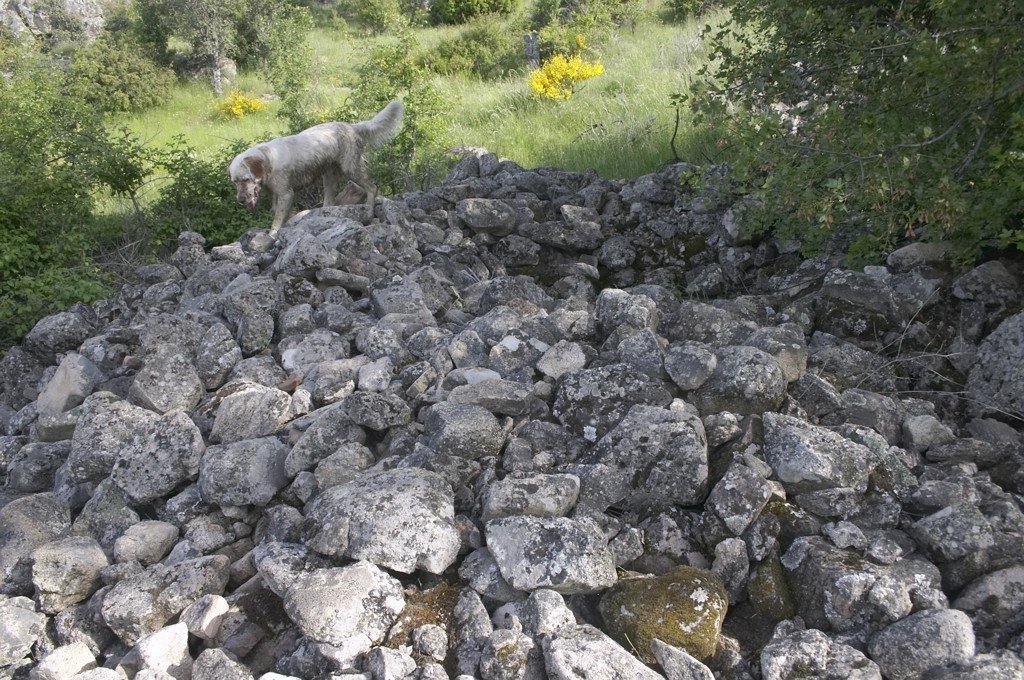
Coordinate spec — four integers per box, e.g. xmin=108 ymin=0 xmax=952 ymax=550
xmin=1 ymin=0 xmax=1022 ymax=349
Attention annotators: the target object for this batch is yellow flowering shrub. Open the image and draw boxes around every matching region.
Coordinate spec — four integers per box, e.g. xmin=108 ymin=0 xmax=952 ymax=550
xmin=217 ymin=91 xmax=266 ymax=121
xmin=528 ymin=49 xmax=604 ymax=100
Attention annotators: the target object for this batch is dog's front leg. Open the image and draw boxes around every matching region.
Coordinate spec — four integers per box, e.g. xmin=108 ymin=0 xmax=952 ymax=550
xmin=269 ymin=190 xmax=294 ymax=236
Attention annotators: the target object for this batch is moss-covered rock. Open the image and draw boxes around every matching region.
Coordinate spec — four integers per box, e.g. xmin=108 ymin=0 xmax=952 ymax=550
xmin=598 ymin=566 xmax=727 ymax=663
xmin=748 ymin=552 xmax=796 ymax=623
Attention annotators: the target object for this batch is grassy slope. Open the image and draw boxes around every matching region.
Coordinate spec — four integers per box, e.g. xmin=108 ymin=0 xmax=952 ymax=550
xmin=113 ymin=9 xmax=721 ymax=183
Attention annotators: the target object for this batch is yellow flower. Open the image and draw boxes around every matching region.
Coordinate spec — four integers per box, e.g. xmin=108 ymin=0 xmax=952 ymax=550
xmin=528 ymin=53 xmax=604 ymax=100
xmin=217 ymin=91 xmax=266 ymax=121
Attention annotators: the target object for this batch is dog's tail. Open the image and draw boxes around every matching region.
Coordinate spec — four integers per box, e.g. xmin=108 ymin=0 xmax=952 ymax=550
xmin=353 ymin=100 xmax=404 ymax=147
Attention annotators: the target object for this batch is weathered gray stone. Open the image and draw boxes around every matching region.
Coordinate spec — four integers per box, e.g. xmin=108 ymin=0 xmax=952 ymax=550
xmin=553 ymin=363 xmax=672 ymax=441
xmin=691 ymin=345 xmax=787 ymax=416
xmin=486 ymin=516 xmax=616 ymax=594
xmin=113 ymin=522 xmax=179 ymax=566
xmin=128 ymin=346 xmax=204 ymax=414
xmin=29 ymin=640 xmax=97 ymax=679
xmin=868 ymin=609 xmax=975 ymax=680
xmin=446 ymin=379 xmax=534 ymax=416
xmin=36 ymin=353 xmax=105 ymax=415
xmin=195 ymin=324 xmax=243 ymax=390
xmin=650 ymin=639 xmax=715 ymax=680
xmin=664 ymin=342 xmax=717 ymax=392
xmin=199 ymin=437 xmax=289 ymax=507
xmin=282 ymin=562 xmax=404 ymax=646
xmin=706 ymin=463 xmax=773 ymax=536
xmin=65 ymin=393 xmax=157 ymax=486
xmin=134 ymin=623 xmax=192 ymax=680
xmin=479 ymin=628 xmax=544 ymax=680
xmin=760 ymin=624 xmax=880 ymax=680
xmin=344 ymin=391 xmax=411 ymax=430
xmin=542 ymin=625 xmax=665 ymax=680
xmin=481 ymin=473 xmax=580 ymax=521
xmin=210 ymin=381 xmax=293 ymax=444
xmin=192 ymin=648 xmax=254 ymax=680
xmin=585 ymin=403 xmax=708 ymax=508
xmin=0 ymin=493 xmax=70 ymax=595
xmin=304 ymin=468 xmax=460 ymax=574
xmin=101 ymin=555 xmax=230 ymax=644
xmin=111 ymin=411 xmax=205 ymax=504
xmin=0 ymin=596 xmax=46 ymax=665
xmin=536 ymin=340 xmax=587 ymax=380
xmin=424 ymin=402 xmax=504 ymax=460
xmin=909 ymin=501 xmax=995 ymax=561
xmin=967 ymin=310 xmax=1024 ymax=417
xmin=24 ymin=311 xmax=94 ymax=363
xmin=31 ymin=536 xmax=107 ymax=614
xmin=762 ymin=412 xmax=874 ymax=493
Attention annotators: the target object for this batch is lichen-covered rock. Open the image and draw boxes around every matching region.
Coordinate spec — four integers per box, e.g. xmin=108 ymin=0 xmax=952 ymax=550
xmin=553 ymin=363 xmax=672 ymax=441
xmin=198 ymin=437 xmax=288 ymax=507
xmin=195 ymin=323 xmax=243 ymax=390
xmin=23 ymin=310 xmax=94 ymax=363
xmin=691 ymin=345 xmax=787 ymax=416
xmin=598 ymin=566 xmax=727 ymax=663
xmin=192 ymin=648 xmax=254 ymax=680
xmin=128 ymin=345 xmax=204 ymax=414
xmin=64 ymin=392 xmax=157 ymax=487
xmin=423 ymin=402 xmax=505 ymax=460
xmin=304 ymin=467 xmax=460 ymax=574
xmin=101 ymin=555 xmax=230 ymax=644
xmin=0 ymin=493 xmax=70 ymax=595
xmin=282 ymin=561 xmax=404 ymax=646
xmin=133 ymin=622 xmax=192 ymax=680
xmin=111 ymin=411 xmax=205 ymax=504
xmin=762 ymin=412 xmax=874 ymax=493
xmin=542 ymin=625 xmax=665 ymax=679
xmin=909 ymin=501 xmax=995 ymax=561
xmin=760 ymin=623 xmax=880 ymax=680
xmin=486 ymin=516 xmax=616 ymax=594
xmin=0 ymin=596 xmax=46 ymax=665
xmin=584 ymin=403 xmax=708 ymax=507
xmin=30 ymin=536 xmax=107 ymax=614
xmin=867 ymin=609 xmax=975 ymax=680
xmin=210 ymin=381 xmax=293 ymax=444
xmin=664 ymin=341 xmax=717 ymax=392
xmin=706 ymin=462 xmax=773 ymax=536
xmin=481 ymin=473 xmax=580 ymax=521
xmin=966 ymin=310 xmax=1024 ymax=417
xmin=343 ymin=391 xmax=411 ymax=430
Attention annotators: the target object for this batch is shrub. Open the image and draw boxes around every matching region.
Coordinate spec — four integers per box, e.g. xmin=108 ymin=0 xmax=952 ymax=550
xmin=345 ymin=32 xmax=448 ymax=193
xmin=217 ymin=90 xmax=267 ymax=120
xmin=528 ymin=50 xmax=604 ymax=99
xmin=149 ymin=138 xmax=272 ymax=248
xmin=349 ymin=0 xmax=406 ymax=34
xmin=430 ymin=0 xmax=518 ymax=25
xmin=264 ymin=3 xmax=315 ymax=129
xmin=0 ymin=44 xmax=150 ymax=346
xmin=663 ymin=0 xmax=710 ymax=22
xmin=67 ymin=37 xmax=176 ymax=113
xmin=692 ymin=0 xmax=1024 ymax=263
xmin=424 ymin=19 xmax=523 ymax=79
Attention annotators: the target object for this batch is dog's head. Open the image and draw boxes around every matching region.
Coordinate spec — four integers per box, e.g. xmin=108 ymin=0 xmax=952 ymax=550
xmin=228 ymin=151 xmax=266 ymax=211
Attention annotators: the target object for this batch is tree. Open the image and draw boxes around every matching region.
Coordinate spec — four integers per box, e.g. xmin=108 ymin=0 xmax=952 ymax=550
xmin=691 ymin=0 xmax=1024 ymax=263
xmin=166 ymin=0 xmax=242 ymax=93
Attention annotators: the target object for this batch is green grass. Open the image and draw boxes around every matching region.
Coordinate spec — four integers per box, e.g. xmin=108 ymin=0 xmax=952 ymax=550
xmin=113 ymin=9 xmax=724 ymax=182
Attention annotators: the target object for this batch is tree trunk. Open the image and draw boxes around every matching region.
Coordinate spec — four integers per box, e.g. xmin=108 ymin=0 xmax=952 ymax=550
xmin=211 ymin=51 xmax=223 ymax=95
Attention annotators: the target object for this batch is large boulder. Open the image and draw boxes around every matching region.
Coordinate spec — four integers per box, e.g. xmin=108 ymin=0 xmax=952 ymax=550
xmin=304 ymin=467 xmax=461 ymax=574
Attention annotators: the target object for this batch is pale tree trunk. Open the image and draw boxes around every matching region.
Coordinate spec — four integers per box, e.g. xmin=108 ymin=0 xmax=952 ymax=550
xmin=211 ymin=36 xmax=223 ymax=95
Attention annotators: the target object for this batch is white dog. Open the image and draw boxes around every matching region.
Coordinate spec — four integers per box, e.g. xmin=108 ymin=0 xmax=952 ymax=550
xmin=229 ymin=100 xmax=404 ymax=234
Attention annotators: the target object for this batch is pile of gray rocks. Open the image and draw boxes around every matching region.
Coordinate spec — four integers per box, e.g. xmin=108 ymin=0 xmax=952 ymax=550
xmin=2 ymin=150 xmax=1023 ymax=680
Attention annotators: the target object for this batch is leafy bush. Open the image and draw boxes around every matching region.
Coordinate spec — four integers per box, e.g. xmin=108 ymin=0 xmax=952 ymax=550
xmin=348 ymin=0 xmax=406 ymax=34
xmin=692 ymin=0 xmax=1024 ymax=263
xmin=67 ymin=37 xmax=176 ymax=113
xmin=345 ymin=32 xmax=449 ymax=193
xmin=149 ymin=138 xmax=272 ymax=248
xmin=529 ymin=51 xmax=604 ymax=99
xmin=424 ymin=19 xmax=523 ymax=79
xmin=217 ymin=90 xmax=267 ymax=120
xmin=430 ymin=0 xmax=519 ymax=26
xmin=0 ymin=44 xmax=149 ymax=346
xmin=663 ymin=0 xmax=710 ymax=22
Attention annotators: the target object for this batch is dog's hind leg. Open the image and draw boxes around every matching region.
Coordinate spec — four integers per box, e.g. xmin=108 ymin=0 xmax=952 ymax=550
xmin=269 ymin=189 xmax=294 ymax=235
xmin=322 ymin=167 xmax=341 ymax=207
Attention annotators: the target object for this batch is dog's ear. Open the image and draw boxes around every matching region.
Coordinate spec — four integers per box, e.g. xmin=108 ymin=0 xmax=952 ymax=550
xmin=244 ymin=155 xmax=266 ymax=181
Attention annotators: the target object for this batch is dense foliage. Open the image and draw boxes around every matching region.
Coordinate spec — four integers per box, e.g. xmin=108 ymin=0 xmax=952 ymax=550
xmin=67 ymin=37 xmax=176 ymax=113
xmin=692 ymin=0 xmax=1024 ymax=263
xmin=424 ymin=19 xmax=523 ymax=79
xmin=430 ymin=0 xmax=520 ymax=25
xmin=0 ymin=46 xmax=135 ymax=345
xmin=345 ymin=33 xmax=448 ymax=193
